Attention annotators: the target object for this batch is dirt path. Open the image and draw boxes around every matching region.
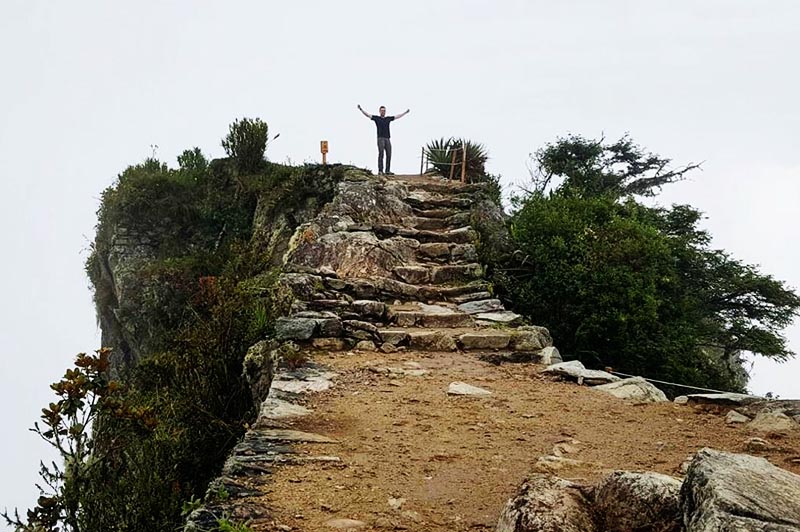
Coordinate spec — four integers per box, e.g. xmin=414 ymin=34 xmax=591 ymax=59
xmin=251 ymin=350 xmax=800 ymax=531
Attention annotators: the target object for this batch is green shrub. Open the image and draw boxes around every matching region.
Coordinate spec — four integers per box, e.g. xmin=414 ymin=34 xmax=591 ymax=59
xmin=221 ymin=118 xmax=269 ymax=174
xmin=425 ymin=137 xmax=488 ymax=182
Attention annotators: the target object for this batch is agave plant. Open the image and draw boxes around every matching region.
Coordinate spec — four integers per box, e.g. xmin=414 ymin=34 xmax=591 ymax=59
xmin=424 ymin=137 xmax=488 ymax=182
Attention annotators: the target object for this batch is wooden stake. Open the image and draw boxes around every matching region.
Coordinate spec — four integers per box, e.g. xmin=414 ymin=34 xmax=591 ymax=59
xmin=461 ymin=143 xmax=467 ymax=183
xmin=420 ymin=146 xmax=424 ymax=176
xmin=449 ymin=148 xmax=456 ymax=181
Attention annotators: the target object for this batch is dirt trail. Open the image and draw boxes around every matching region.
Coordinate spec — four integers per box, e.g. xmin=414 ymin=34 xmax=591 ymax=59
xmin=252 ymin=350 xmax=800 ymax=531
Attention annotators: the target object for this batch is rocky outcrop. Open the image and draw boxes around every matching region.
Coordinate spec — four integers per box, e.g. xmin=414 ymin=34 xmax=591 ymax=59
xmin=499 ymin=449 xmax=800 ymax=532
xmin=681 ymin=448 xmax=800 ymax=531
xmin=496 ymin=475 xmax=595 ymax=532
xmin=592 ymin=471 xmax=682 ymax=532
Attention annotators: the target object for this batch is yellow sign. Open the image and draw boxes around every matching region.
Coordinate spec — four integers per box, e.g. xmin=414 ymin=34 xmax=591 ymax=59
xmin=320 ymin=140 xmax=329 ymax=154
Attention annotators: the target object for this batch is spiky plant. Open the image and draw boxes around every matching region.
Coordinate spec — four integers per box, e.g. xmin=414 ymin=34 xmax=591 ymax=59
xmin=424 ymin=137 xmax=488 ymax=182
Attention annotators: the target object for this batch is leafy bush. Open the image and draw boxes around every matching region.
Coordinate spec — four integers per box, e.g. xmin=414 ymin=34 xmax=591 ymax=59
xmin=221 ymin=118 xmax=269 ymax=174
xmin=495 ymin=136 xmax=800 ymax=393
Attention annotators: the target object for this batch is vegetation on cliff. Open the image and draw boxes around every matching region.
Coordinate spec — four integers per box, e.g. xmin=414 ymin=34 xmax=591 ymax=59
xmin=491 ymin=135 xmax=800 ymax=393
xmin=8 ymin=119 xmax=348 ymax=532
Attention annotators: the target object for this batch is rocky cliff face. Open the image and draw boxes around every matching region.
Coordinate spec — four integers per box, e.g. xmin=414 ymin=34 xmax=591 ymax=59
xmin=90 ymin=164 xmax=347 ymax=374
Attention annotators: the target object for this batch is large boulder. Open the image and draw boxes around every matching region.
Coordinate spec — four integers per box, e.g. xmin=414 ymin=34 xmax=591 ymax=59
xmin=593 ymin=377 xmax=668 ymax=404
xmin=496 ymin=475 xmax=595 ymax=532
xmin=681 ymin=448 xmax=800 ymax=531
xmin=593 ymin=471 xmax=682 ymax=532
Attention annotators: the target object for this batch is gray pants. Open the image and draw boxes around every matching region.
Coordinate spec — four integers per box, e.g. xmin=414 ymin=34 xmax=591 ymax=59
xmin=377 ymin=137 xmax=392 ymax=173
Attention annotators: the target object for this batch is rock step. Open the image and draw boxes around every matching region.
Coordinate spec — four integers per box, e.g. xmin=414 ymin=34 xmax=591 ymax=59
xmin=389 ymin=310 xmax=474 ymax=328
xmin=373 ymin=224 xmax=477 ymax=245
xmin=451 ymin=291 xmax=494 ymax=304
xmin=412 ymin=213 xmax=472 ymax=231
xmin=379 ymin=325 xmax=553 ymax=352
xmin=416 ymin=242 xmax=477 ymax=263
xmin=405 ymin=195 xmax=473 ymax=210
xmin=411 ymin=207 xmax=464 ymax=219
xmin=393 ymin=263 xmax=483 ymax=285
xmin=396 ymin=178 xmax=487 ymax=195
xmin=284 ymin=272 xmax=491 ymax=303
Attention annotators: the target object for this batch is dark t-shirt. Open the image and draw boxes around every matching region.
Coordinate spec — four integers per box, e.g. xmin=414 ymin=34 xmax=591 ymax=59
xmin=371 ymin=115 xmax=395 ymax=138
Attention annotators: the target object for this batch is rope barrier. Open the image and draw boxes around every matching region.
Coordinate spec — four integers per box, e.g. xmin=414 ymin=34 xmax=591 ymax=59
xmin=608 ymin=370 xmax=763 ymax=398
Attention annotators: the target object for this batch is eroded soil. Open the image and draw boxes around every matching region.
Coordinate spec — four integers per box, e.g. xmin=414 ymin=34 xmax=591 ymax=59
xmin=248 ymin=350 xmax=800 ymax=531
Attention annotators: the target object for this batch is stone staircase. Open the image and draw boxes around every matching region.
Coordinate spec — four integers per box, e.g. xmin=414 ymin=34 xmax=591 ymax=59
xmin=274 ymin=172 xmax=557 ymax=359
xmin=186 ymin=171 xmax=559 ymax=530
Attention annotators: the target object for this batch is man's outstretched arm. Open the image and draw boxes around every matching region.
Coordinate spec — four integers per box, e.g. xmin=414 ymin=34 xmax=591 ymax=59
xmin=357 ymin=104 xmax=372 ymax=118
xmin=394 ymin=109 xmax=411 ymax=119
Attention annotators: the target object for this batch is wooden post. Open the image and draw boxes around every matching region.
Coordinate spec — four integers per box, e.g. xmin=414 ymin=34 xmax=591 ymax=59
xmin=420 ymin=146 xmax=424 ymax=176
xmin=449 ymin=148 xmax=456 ymax=181
xmin=320 ymin=140 xmax=329 ymax=165
xmin=461 ymin=142 xmax=467 ymax=183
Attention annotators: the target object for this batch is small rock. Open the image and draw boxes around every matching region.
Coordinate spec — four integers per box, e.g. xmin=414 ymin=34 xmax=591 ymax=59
xmin=748 ymin=412 xmax=799 ymax=434
xmin=379 ymin=342 xmax=398 ymax=353
xmin=725 ymin=410 xmax=751 ymax=424
xmin=533 ymin=455 xmax=587 ymax=474
xmin=388 ymin=497 xmax=406 ymax=510
xmin=355 ymin=340 xmax=377 ymax=351
xmin=552 ymin=443 xmax=580 ymax=457
xmin=447 ymin=382 xmax=492 ymax=396
xmin=744 ymin=437 xmax=771 ymax=452
xmin=312 ymin=338 xmax=348 ymax=351
xmin=324 ymin=518 xmax=366 ymax=529
xmin=674 ymin=396 xmax=689 ymax=405
xmin=401 ymin=510 xmax=421 ymax=522
xmin=537 ymin=346 xmax=562 ymax=365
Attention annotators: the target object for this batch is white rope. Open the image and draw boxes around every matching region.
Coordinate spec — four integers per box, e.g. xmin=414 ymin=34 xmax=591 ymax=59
xmin=609 ymin=370 xmax=763 ymax=397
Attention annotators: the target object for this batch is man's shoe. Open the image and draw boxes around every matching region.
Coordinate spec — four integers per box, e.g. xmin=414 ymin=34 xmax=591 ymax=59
xmin=385 ymin=171 xmax=395 ymax=176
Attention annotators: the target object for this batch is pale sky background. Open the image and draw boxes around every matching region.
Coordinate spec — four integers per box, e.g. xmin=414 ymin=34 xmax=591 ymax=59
xmin=1 ymin=0 xmax=798 ymax=523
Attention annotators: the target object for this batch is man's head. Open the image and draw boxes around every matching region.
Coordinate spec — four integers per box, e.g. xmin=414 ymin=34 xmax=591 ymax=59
xmin=379 ymin=106 xmax=386 ymax=117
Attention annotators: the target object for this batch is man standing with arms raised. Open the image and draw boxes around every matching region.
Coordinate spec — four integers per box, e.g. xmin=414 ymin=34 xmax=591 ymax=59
xmin=358 ymin=104 xmax=410 ymax=175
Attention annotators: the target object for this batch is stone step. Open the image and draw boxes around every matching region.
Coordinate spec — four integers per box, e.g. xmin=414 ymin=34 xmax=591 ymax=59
xmin=285 ymin=272 xmax=491 ymax=304
xmin=412 ymin=212 xmax=471 ymax=231
xmin=378 ymin=325 xmax=553 ymax=352
xmin=397 ymin=178 xmax=487 ymax=195
xmin=373 ymin=224 xmax=477 ymax=245
xmin=451 ymin=291 xmax=494 ymax=304
xmin=389 ymin=309 xmax=474 ymax=328
xmin=412 ymin=207 xmax=463 ymax=219
xmin=415 ymin=227 xmax=477 ymax=245
xmin=391 ymin=311 xmax=473 ymax=328
xmin=405 ymin=195 xmax=473 ymax=210
xmin=416 ymin=242 xmax=477 ymax=263
xmin=393 ymin=263 xmax=483 ymax=285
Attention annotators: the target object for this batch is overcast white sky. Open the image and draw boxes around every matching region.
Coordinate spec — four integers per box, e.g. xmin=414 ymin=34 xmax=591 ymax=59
xmin=1 ymin=0 xmax=798 ymax=523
